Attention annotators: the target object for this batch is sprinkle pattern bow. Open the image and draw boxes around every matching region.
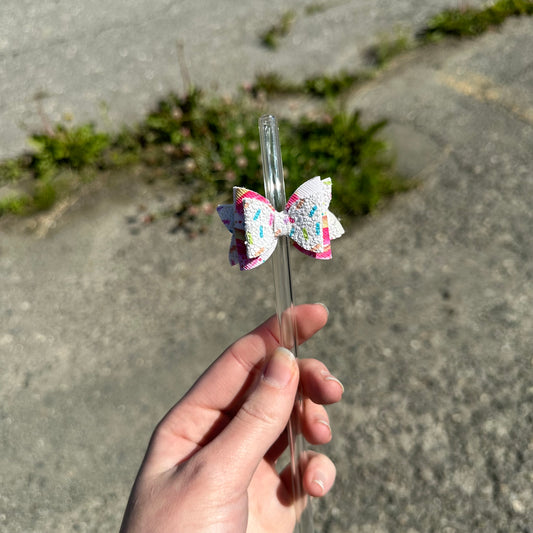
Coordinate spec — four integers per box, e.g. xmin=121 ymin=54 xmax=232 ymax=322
xmin=217 ymin=176 xmax=344 ymax=270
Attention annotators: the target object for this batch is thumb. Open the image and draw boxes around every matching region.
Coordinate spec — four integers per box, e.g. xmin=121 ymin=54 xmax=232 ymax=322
xmin=208 ymin=347 xmax=298 ymax=485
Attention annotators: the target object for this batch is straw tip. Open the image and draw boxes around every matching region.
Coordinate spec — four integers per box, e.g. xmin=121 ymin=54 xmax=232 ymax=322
xmin=259 ymin=114 xmax=277 ymax=127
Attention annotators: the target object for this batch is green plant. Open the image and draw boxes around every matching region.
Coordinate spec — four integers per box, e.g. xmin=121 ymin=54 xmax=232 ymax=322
xmin=0 ymin=193 xmax=30 ymax=216
xmin=0 ymin=180 xmax=61 ymax=216
xmin=32 ymin=179 xmax=58 ymax=211
xmin=0 ymin=122 xmax=113 ymax=217
xmin=260 ymin=10 xmax=296 ymax=49
xmin=251 ymin=73 xmax=300 ymax=95
xmin=304 ymin=71 xmax=371 ymax=98
xmin=136 ymin=89 xmax=409 ymax=229
xmin=105 ymin=128 xmax=142 ymax=167
xmin=29 ymin=123 xmax=110 ymax=178
xmin=420 ymin=0 xmax=533 ymax=40
xmin=366 ymin=30 xmax=414 ymax=67
xmin=305 ymin=2 xmax=328 ymax=15
xmin=279 ymin=112 xmax=411 ymax=216
xmin=0 ymin=84 xmax=411 ymax=226
xmin=252 ymin=70 xmax=370 ymax=99
xmin=0 ymin=160 xmax=25 ymax=184
xmin=139 ymin=90 xmax=263 ymax=198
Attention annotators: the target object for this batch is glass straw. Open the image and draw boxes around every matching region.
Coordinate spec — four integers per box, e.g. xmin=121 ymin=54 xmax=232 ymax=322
xmin=259 ymin=114 xmax=315 ymax=533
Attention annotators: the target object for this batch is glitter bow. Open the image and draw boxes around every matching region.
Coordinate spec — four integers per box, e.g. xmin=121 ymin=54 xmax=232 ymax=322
xmin=217 ymin=176 xmax=344 ymax=271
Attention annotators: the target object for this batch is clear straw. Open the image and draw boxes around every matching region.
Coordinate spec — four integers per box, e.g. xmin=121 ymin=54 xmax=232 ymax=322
xmin=259 ymin=114 xmax=314 ymax=533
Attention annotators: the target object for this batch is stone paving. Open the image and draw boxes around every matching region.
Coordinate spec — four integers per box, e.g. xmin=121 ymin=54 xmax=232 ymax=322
xmin=1 ymin=2 xmax=533 ymax=532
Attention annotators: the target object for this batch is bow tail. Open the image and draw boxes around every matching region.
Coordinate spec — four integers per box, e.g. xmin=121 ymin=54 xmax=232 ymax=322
xmin=228 ymin=233 xmax=240 ymax=266
xmin=217 ymin=204 xmax=234 ymax=232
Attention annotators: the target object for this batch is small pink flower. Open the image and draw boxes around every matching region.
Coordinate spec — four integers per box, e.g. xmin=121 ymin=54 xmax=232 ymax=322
xmin=202 ymin=202 xmax=215 ymax=215
xmin=184 ymin=158 xmax=196 ymax=172
xmin=225 ymin=170 xmax=236 ymax=182
xmin=187 ymin=205 xmax=200 ymax=216
xmin=163 ymin=144 xmax=175 ymax=155
xmin=182 ymin=142 xmax=194 ymax=155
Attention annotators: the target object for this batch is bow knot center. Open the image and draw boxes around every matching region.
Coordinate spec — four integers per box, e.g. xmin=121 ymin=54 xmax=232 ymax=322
xmin=273 ymin=210 xmax=293 ymax=238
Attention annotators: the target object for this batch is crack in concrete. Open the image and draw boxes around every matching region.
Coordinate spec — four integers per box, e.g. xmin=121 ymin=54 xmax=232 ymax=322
xmin=439 ymin=71 xmax=533 ymax=126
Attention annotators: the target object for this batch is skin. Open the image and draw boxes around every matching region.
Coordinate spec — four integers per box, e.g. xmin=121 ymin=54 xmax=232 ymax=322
xmin=120 ymin=303 xmax=343 ymax=533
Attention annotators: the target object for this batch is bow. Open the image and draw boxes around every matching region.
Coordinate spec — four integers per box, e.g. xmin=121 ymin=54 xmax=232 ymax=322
xmin=217 ymin=176 xmax=344 ymax=271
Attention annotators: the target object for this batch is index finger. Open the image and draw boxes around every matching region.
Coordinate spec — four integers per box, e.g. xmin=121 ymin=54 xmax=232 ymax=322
xmin=150 ymin=304 xmax=328 ymax=469
xmin=189 ymin=302 xmax=328 ymax=410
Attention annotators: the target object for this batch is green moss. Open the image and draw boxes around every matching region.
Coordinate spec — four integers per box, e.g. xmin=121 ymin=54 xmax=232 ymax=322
xmin=140 ymin=89 xmax=409 ymax=219
xmin=366 ymin=30 xmax=414 ymax=67
xmin=279 ymin=112 xmax=411 ymax=217
xmin=29 ymin=123 xmax=110 ymax=179
xmin=305 ymin=3 xmax=329 ymax=15
xmin=260 ymin=10 xmax=296 ymax=50
xmin=0 ymin=193 xmax=31 ymax=216
xmin=32 ymin=179 xmax=58 ymax=211
xmin=0 ymin=87 xmax=411 ymax=226
xmin=0 ymin=159 xmax=25 ymax=184
xmin=420 ymin=0 xmax=533 ymax=40
xmin=252 ymin=70 xmax=372 ymax=99
xmin=0 ymin=178 xmax=62 ymax=216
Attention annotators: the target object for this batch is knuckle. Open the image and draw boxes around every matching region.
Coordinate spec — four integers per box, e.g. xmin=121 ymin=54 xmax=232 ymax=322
xmin=238 ymin=399 xmax=278 ymax=428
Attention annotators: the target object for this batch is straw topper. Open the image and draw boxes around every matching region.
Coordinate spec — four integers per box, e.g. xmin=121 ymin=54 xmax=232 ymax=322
xmin=217 ymin=176 xmax=344 ymax=271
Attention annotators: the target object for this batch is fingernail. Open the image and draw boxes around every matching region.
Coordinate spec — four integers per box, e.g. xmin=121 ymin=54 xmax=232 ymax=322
xmin=316 ymin=418 xmax=332 ymax=437
xmin=263 ymin=347 xmax=296 ymax=389
xmin=315 ymin=302 xmax=329 ymax=317
xmin=312 ymin=472 xmax=327 ymax=496
xmin=317 ymin=418 xmax=331 ymax=430
xmin=321 ymin=370 xmax=345 ymax=393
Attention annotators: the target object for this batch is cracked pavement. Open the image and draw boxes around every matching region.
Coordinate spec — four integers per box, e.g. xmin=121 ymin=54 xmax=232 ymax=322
xmin=1 ymin=2 xmax=533 ymax=532
xmin=0 ymin=0 xmax=486 ymax=159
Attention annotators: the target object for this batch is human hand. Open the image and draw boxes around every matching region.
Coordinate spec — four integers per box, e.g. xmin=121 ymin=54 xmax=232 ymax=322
xmin=120 ymin=303 xmax=343 ymax=533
